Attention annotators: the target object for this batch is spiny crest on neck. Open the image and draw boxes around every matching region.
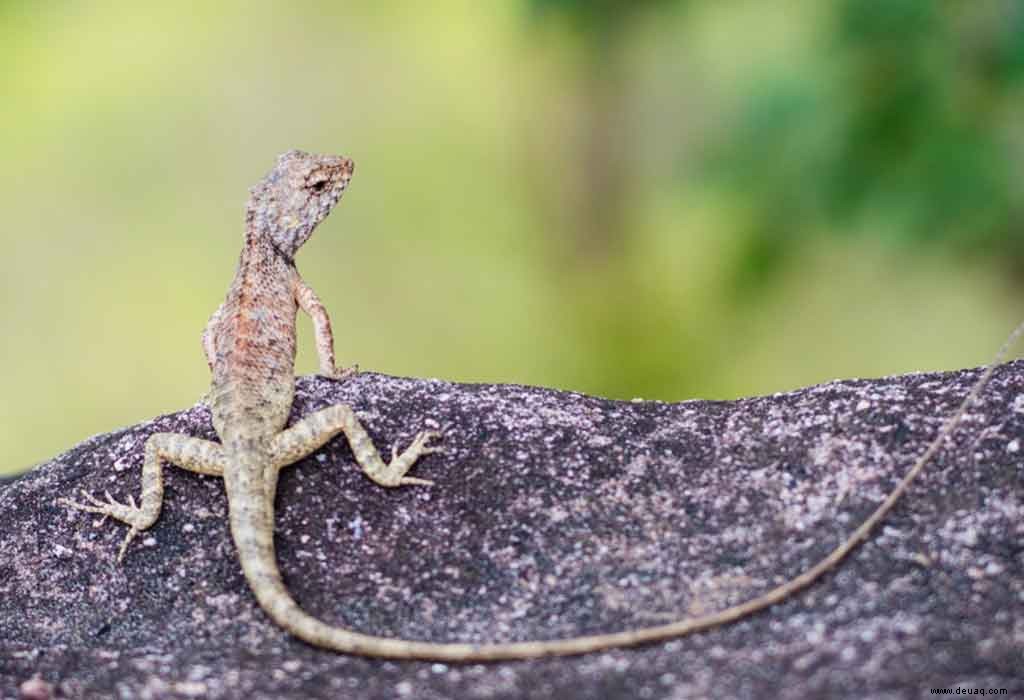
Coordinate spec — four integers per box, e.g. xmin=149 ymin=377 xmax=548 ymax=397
xmin=245 ymin=149 xmax=355 ymax=259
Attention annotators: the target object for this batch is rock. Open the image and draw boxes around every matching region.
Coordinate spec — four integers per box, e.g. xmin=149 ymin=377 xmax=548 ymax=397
xmin=2 ymin=368 xmax=1022 ymax=699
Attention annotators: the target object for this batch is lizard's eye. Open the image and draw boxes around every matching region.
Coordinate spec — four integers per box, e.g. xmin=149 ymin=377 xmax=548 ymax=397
xmin=310 ymin=179 xmax=328 ymax=194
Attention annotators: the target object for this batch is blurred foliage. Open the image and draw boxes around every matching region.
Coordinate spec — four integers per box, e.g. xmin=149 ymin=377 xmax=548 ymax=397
xmin=523 ymin=0 xmax=1024 ymax=402
xmin=2 ymin=0 xmax=1022 ymax=474
xmin=524 ymin=0 xmax=687 ymax=261
xmin=528 ymin=0 xmax=680 ymax=38
xmin=710 ymin=0 xmax=1024 ymax=292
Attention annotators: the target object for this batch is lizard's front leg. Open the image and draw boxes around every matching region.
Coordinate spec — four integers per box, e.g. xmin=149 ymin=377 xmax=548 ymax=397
xmin=60 ymin=433 xmax=225 ymax=562
xmin=197 ymin=303 xmax=227 ymax=406
xmin=201 ymin=302 xmax=226 ymax=371
xmin=270 ymin=404 xmax=442 ymax=487
xmin=294 ymin=277 xmax=357 ymax=381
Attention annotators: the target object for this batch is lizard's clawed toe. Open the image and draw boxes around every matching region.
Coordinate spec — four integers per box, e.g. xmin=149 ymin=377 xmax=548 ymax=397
xmin=328 ymin=364 xmax=359 ymax=382
xmin=60 ymin=488 xmax=152 ymax=537
xmin=414 ymin=430 xmax=445 ymax=455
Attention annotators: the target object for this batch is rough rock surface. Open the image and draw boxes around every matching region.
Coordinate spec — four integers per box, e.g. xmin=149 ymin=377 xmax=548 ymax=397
xmin=1 ymin=367 xmax=1022 ymax=699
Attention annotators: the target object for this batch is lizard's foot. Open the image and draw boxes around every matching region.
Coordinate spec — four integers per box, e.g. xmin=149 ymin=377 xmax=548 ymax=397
xmin=58 ymin=489 xmax=154 ymax=562
xmin=325 ymin=364 xmax=359 ymax=382
xmin=377 ymin=429 xmax=444 ymax=487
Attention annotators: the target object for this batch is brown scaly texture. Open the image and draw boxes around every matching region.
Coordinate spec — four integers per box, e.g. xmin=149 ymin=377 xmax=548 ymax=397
xmin=58 ymin=150 xmax=1020 ymax=661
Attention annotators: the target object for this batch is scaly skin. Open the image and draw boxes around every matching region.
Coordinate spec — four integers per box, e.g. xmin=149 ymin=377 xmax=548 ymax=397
xmin=59 ymin=150 xmax=1011 ymax=661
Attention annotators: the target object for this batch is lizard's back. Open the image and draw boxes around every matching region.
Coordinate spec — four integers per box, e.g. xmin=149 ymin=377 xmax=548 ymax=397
xmin=209 ymin=236 xmax=299 ymax=444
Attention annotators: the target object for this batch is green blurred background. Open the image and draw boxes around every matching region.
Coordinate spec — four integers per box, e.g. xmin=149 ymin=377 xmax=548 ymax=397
xmin=3 ymin=0 xmax=1024 ymax=475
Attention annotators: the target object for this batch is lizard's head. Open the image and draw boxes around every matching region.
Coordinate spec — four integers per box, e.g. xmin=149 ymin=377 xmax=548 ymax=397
xmin=246 ymin=149 xmax=355 ymax=258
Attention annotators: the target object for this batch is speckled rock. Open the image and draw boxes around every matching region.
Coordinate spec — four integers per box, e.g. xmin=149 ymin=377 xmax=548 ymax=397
xmin=1 ymin=367 xmax=1022 ymax=699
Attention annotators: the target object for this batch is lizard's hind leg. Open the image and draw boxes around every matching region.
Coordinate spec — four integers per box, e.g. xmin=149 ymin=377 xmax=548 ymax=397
xmin=270 ymin=404 xmax=443 ymax=488
xmin=60 ymin=433 xmax=225 ymax=562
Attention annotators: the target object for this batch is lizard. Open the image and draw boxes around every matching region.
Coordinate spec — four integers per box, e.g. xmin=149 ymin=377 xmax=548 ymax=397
xmin=59 ymin=149 xmax=1023 ymax=661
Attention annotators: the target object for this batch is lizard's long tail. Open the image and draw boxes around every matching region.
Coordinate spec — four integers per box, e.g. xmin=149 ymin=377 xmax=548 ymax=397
xmin=226 ymin=458 xmax=777 ymax=659
xmin=227 ymin=321 xmax=1022 ymax=660
xmin=228 ymin=481 xmax=759 ymax=660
